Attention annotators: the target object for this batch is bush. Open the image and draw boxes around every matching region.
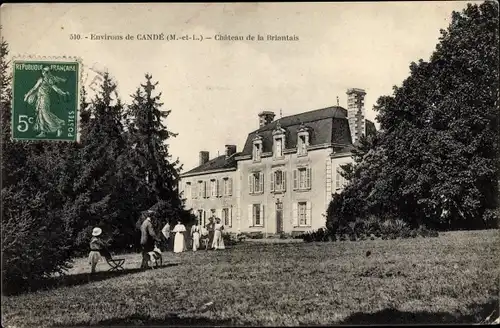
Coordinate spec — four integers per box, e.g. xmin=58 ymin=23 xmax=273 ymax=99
xmin=240 ymin=232 xmax=264 ymax=239
xmin=279 ymin=232 xmax=292 ymax=239
xmin=380 ymin=219 xmax=411 ymax=238
xmin=364 ymin=216 xmax=382 ymax=237
xmin=293 ymin=231 xmax=307 ymax=239
xmin=295 ymin=217 xmax=441 ymax=243
xmin=1 ymin=186 xmax=74 ymax=294
xmin=298 ymin=228 xmax=332 ymax=243
xmin=222 ymin=232 xmax=240 ymax=246
xmin=235 ymin=233 xmax=247 ymax=242
xmin=417 ymin=225 xmax=439 ymax=238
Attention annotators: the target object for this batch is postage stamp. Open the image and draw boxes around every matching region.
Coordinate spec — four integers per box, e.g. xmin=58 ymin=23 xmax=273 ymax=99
xmin=11 ymin=56 xmax=83 ymax=142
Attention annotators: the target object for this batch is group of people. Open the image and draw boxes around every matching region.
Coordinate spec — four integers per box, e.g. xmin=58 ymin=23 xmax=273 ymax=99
xmin=88 ymin=210 xmax=227 ymax=271
xmin=139 ymin=210 xmax=226 ymax=269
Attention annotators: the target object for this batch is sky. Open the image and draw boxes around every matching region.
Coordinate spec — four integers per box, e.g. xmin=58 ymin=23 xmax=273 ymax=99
xmin=1 ymin=2 xmax=473 ymax=172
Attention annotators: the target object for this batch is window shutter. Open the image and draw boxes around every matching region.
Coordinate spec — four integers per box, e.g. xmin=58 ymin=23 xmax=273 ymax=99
xmin=306 ymin=201 xmax=312 ymax=226
xmin=282 ymin=171 xmax=287 ymax=191
xmin=203 ymin=181 xmax=208 ymax=198
xmin=192 ymin=184 xmax=197 ymax=199
xmin=203 ymin=210 xmax=207 ymax=226
xmin=259 ymin=172 xmax=264 ymax=193
xmin=216 ymin=179 xmax=221 ymax=197
xmin=260 ymin=204 xmax=264 ymax=226
xmin=293 ymin=170 xmax=298 ymax=190
xmin=270 ymin=171 xmax=275 ymax=192
xmin=292 ymin=202 xmax=298 ymax=227
xmin=228 ymin=207 xmax=232 ymax=227
xmin=228 ymin=178 xmax=233 ymax=196
xmin=248 ymin=204 xmax=253 ymax=227
xmin=248 ymin=174 xmax=254 ymax=194
xmin=336 ymin=168 xmax=340 ymax=189
xmin=306 ymin=168 xmax=312 ymax=189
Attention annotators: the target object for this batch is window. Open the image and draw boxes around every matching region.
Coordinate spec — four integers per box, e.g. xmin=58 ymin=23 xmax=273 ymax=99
xmin=336 ymin=167 xmax=347 ymax=190
xmin=298 ymin=202 xmax=307 ymax=225
xmin=197 ymin=181 xmax=204 ymax=198
xmin=297 ymin=135 xmax=308 ymax=156
xmin=299 ymin=169 xmax=307 ymax=189
xmin=184 ymin=182 xmax=192 ymax=199
xmin=197 ymin=209 xmax=205 ymax=226
xmin=274 ymin=137 xmax=284 ymax=158
xmin=293 ymin=167 xmax=312 ymax=191
xmin=222 ymin=207 xmax=232 ymax=227
xmin=210 ymin=180 xmax=217 ymax=197
xmin=253 ymin=143 xmax=262 ymax=161
xmin=223 ymin=178 xmax=233 ymax=196
xmin=272 ymin=123 xmax=286 ymax=159
xmin=248 ymin=172 xmax=264 ymax=194
xmin=270 ymin=170 xmax=286 ymax=193
xmin=293 ymin=201 xmax=311 ymax=227
xmin=254 ymin=204 xmax=261 ymax=225
xmin=248 ymin=204 xmax=264 ymax=227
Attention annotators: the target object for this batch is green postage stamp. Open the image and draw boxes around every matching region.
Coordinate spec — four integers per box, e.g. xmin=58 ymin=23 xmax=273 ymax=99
xmin=11 ymin=56 xmax=82 ymax=142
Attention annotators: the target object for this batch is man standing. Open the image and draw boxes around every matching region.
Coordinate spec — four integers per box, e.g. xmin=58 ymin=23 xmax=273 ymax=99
xmin=140 ymin=214 xmax=160 ymax=269
xmin=161 ymin=221 xmax=171 ymax=251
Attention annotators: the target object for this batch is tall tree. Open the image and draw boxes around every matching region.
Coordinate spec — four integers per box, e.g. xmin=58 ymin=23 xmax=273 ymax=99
xmin=68 ymin=73 xmax=132 ymax=249
xmin=1 ymin=34 xmax=75 ymax=289
xmin=337 ymin=2 xmax=499 ymax=230
xmin=123 ymin=74 xmax=188 ymax=227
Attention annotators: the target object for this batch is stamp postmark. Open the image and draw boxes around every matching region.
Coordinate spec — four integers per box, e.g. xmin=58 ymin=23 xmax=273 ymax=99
xmin=11 ymin=56 xmax=83 ymax=142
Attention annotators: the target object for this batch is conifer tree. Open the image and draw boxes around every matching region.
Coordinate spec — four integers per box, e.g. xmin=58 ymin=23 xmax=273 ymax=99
xmin=1 ymin=33 xmax=74 ymax=289
xmin=69 ymin=73 xmax=132 ymax=249
xmin=123 ymin=74 xmax=188 ymax=227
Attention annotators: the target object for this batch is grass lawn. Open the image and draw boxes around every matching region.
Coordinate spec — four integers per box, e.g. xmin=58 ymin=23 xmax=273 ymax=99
xmin=2 ymin=230 xmax=499 ymax=327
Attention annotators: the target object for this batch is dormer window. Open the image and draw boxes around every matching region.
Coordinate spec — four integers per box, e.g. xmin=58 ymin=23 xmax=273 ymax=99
xmin=273 ymin=121 xmax=286 ymax=160
xmin=275 ymin=138 xmax=283 ymax=157
xmin=253 ymin=134 xmax=263 ymax=162
xmin=297 ymin=124 xmax=311 ymax=157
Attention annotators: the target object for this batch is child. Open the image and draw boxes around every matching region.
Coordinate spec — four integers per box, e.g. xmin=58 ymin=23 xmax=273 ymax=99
xmin=88 ymin=227 xmax=110 ymax=273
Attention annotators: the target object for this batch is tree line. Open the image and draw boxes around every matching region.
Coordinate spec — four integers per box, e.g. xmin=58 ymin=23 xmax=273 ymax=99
xmin=326 ymin=2 xmax=499 ymax=237
xmin=1 ymin=33 xmax=194 ymax=290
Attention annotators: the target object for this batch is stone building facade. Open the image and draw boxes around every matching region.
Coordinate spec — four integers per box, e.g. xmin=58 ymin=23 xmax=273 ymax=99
xmin=179 ymin=88 xmax=376 ymax=235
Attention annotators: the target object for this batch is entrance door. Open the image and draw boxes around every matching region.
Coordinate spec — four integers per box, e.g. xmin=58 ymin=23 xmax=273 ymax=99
xmin=276 ymin=201 xmax=283 ymax=234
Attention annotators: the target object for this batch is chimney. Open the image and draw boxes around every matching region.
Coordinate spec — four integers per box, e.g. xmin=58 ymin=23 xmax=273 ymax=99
xmin=199 ymin=151 xmax=209 ymax=166
xmin=346 ymin=88 xmax=366 ymax=145
xmin=225 ymin=145 xmax=237 ymax=158
xmin=258 ymin=111 xmax=276 ymax=128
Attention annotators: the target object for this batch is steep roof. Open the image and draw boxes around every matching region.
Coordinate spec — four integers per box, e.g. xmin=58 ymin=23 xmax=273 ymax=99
xmin=241 ymin=106 xmax=375 ymax=156
xmin=181 ymin=152 xmax=239 ymax=176
xmin=181 ymin=105 xmax=376 ymax=176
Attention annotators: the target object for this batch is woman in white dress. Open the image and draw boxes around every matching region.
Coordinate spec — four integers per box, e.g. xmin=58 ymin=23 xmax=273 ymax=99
xmin=212 ymin=218 xmax=225 ymax=250
xmin=191 ymin=220 xmax=201 ymax=252
xmin=172 ymin=220 xmax=187 ymax=253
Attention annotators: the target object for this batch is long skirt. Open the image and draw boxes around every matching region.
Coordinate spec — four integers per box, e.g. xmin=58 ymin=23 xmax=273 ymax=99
xmin=88 ymin=251 xmax=101 ymax=266
xmin=34 ymin=90 xmax=65 ymax=133
xmin=173 ymin=232 xmax=186 ymax=253
xmin=192 ymin=232 xmax=200 ymax=251
xmin=212 ymin=230 xmax=225 ymax=250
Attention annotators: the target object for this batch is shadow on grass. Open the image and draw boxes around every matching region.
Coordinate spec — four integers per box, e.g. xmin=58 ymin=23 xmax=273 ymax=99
xmin=58 ymin=313 xmax=236 ymax=327
xmin=3 ymin=263 xmax=180 ymax=296
xmin=338 ymin=299 xmax=499 ymax=325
